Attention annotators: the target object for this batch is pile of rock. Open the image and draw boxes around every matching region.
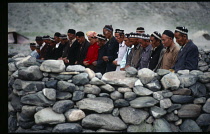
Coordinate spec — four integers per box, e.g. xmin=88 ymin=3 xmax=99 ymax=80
xmin=198 ymin=49 xmax=210 ymax=72
xmin=8 ymin=54 xmax=210 ymax=132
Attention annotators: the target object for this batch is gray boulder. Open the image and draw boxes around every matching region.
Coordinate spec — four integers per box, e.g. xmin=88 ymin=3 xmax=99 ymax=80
xmin=72 ymin=73 xmax=89 ymax=85
xmin=56 ymin=92 xmax=72 ymax=100
xmin=102 ymin=71 xmax=138 ymax=88
xmin=178 ymin=74 xmax=198 ymax=87
xmin=8 ymin=62 xmax=17 ymax=72
xmin=110 ymin=91 xmax=123 ymax=100
xmin=137 ymin=68 xmax=156 ymax=84
xmin=172 ymin=88 xmax=191 ymax=95
xmin=167 ymin=104 xmax=182 ymax=113
xmin=125 ymin=66 xmax=138 ymax=77
xmin=180 ymin=119 xmax=202 ymax=132
xmin=76 ymin=97 xmax=114 ymax=113
xmin=66 ymin=65 xmax=86 ymax=72
xmin=178 ymin=104 xmax=201 ymax=118
xmin=156 ymin=69 xmax=170 ymax=76
xmin=165 ymin=112 xmax=179 ymax=122
xmin=196 ymin=114 xmax=210 ymax=126
xmin=177 ymin=70 xmax=189 ymax=75
xmin=57 ymin=81 xmax=76 ymax=92
xmin=124 ymin=92 xmax=137 ymax=101
xmin=114 ymin=99 xmax=129 ymax=107
xmin=120 ymin=107 xmax=149 ymax=125
xmin=171 ymin=95 xmax=194 ymax=104
xmin=42 ymin=88 xmax=56 ymax=101
xmin=72 ymin=91 xmax=85 ymax=101
xmin=90 ymin=77 xmax=106 ymax=85
xmin=34 ymin=108 xmax=65 ymax=124
xmin=133 ymin=86 xmax=153 ymax=96
xmin=130 ymin=97 xmax=159 ymax=108
xmin=45 ymin=80 xmax=57 ymax=89
xmin=82 ymin=114 xmax=127 ymax=131
xmin=127 ymin=122 xmax=153 ymax=132
xmin=15 ymin=56 xmax=36 ymax=68
xmin=202 ymin=98 xmax=210 ymax=113
xmin=18 ymin=66 xmax=43 ymax=80
xmin=153 ymin=118 xmax=172 ymax=132
xmin=150 ymin=106 xmax=167 ymax=118
xmin=189 ymin=82 xmax=206 ymax=97
xmin=160 ymin=98 xmax=172 ymax=109
xmin=40 ymin=60 xmax=65 ymax=73
xmin=52 ymin=100 xmax=74 ymax=113
xmin=198 ymin=72 xmax=210 ymax=83
xmin=48 ymin=73 xmax=72 ymax=80
xmin=145 ymin=80 xmax=161 ymax=91
xmin=161 ymin=73 xmax=180 ymax=90
xmin=100 ymin=84 xmax=115 ymax=93
xmin=84 ymin=84 xmax=101 ymax=95
xmin=190 ymin=70 xmax=203 ymax=76
xmin=118 ymin=87 xmax=132 ymax=93
xmin=193 ymin=97 xmax=206 ymax=104
xmin=65 ymin=109 xmax=85 ymax=122
xmin=52 ymin=123 xmax=82 ymax=133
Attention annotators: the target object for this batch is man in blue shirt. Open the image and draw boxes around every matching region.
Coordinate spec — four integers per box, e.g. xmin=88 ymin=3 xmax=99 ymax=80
xmin=173 ymin=26 xmax=199 ymax=72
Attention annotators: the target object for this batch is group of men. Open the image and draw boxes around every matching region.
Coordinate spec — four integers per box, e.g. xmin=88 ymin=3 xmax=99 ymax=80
xmin=29 ymin=25 xmax=199 ymax=74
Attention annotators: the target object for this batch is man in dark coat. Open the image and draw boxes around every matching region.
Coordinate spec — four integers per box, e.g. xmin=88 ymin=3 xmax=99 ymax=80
xmin=102 ymin=25 xmax=119 ymax=72
xmin=45 ymin=38 xmax=57 ymax=60
xmin=173 ymin=26 xmax=199 ymax=72
xmin=93 ymin=34 xmax=107 ymax=74
xmin=40 ymin=35 xmax=51 ymax=60
xmin=148 ymin=31 xmax=164 ymax=71
xmin=57 ymin=34 xmax=69 ymax=60
xmin=75 ymin=31 xmax=90 ymax=66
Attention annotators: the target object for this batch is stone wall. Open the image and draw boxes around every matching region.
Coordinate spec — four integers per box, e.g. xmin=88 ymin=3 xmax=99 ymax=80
xmin=8 ymin=49 xmax=210 ymax=132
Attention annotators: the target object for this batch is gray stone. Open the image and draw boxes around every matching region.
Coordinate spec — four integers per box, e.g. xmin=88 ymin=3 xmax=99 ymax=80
xmin=66 ymin=65 xmax=85 ymax=72
xmin=110 ymin=91 xmax=123 ymax=100
xmin=43 ymin=88 xmax=56 ymax=101
xmin=52 ymin=100 xmax=74 ymax=114
xmin=57 ymin=81 xmax=76 ymax=92
xmin=167 ymin=104 xmax=182 ymax=113
xmin=134 ymin=79 xmax=143 ymax=86
xmin=153 ymin=118 xmax=172 ymax=132
xmin=76 ymin=97 xmax=114 ymax=113
xmin=146 ymin=116 xmax=154 ymax=124
xmin=180 ymin=119 xmax=202 ymax=132
xmin=84 ymin=84 xmax=101 ymax=95
xmin=18 ymin=65 xmax=43 ymax=80
xmin=19 ymin=105 xmax=36 ymax=122
xmin=8 ymin=62 xmax=17 ymax=72
xmin=34 ymin=108 xmax=65 ymax=124
xmin=90 ymin=77 xmax=106 ymax=85
xmin=118 ymin=87 xmax=132 ymax=93
xmin=170 ymin=123 xmax=181 ymax=132
xmin=178 ymin=74 xmax=198 ymax=87
xmin=45 ymin=80 xmax=57 ymax=88
xmin=95 ymin=72 xmax=102 ymax=79
xmin=160 ymin=98 xmax=172 ymax=109
xmin=48 ymin=73 xmax=72 ymax=80
xmin=193 ymin=97 xmax=206 ymax=104
xmin=102 ymin=71 xmax=138 ymax=88
xmin=196 ymin=114 xmax=210 ymax=126
xmin=8 ymin=115 xmax=18 ymax=132
xmin=198 ymin=72 xmax=210 ymax=83
xmin=11 ymin=70 xmax=19 ymax=78
xmin=190 ymin=70 xmax=203 ymax=76
xmin=56 ymin=92 xmax=72 ymax=100
xmin=96 ymin=129 xmax=117 ymax=132
xmin=64 ymin=109 xmax=85 ymax=122
xmin=162 ymin=90 xmax=173 ymax=98
xmin=100 ymin=84 xmax=115 ymax=93
xmin=40 ymin=60 xmax=65 ymax=73
xmin=198 ymin=60 xmax=208 ymax=66
xmin=130 ymin=97 xmax=159 ymax=108
xmin=42 ymin=77 xmax=49 ymax=82
xmin=13 ymin=79 xmax=45 ymax=92
xmin=145 ymin=80 xmax=161 ymax=91
xmin=178 ymin=104 xmax=201 ymax=118
xmin=52 ymin=123 xmax=83 ymax=132
xmin=177 ymin=70 xmax=189 ymax=75
xmin=21 ymin=91 xmax=55 ymax=106
xmin=85 ymin=68 xmax=95 ymax=79
xmin=43 ymin=72 xmax=48 ymax=77
xmin=87 ymin=94 xmax=96 ymax=98
xmin=114 ymin=99 xmax=129 ymax=107
xmin=156 ymin=69 xmax=171 ymax=76
xmin=137 ymin=68 xmax=156 ymax=84
xmin=203 ymin=98 xmax=210 ymax=113
xmin=9 ymin=93 xmax=23 ymax=111
xmin=199 ymin=65 xmax=209 ymax=71
xmin=189 ymin=82 xmax=206 ymax=97
xmin=150 ymin=106 xmax=167 ymax=118
xmin=133 ymin=86 xmax=153 ymax=96
xmin=206 ymin=83 xmax=210 ymax=91
xmin=72 ymin=91 xmax=85 ymax=101
xmin=112 ymin=108 xmax=120 ymax=117
xmin=165 ymin=112 xmax=179 ymax=122
xmin=153 ymin=92 xmax=164 ymax=100
xmin=31 ymin=125 xmax=45 ymax=130
xmin=124 ymin=92 xmax=137 ymax=101
xmin=8 ymin=76 xmax=15 ymax=88
xmin=127 ymin=122 xmax=153 ymax=132
xmin=82 ymin=114 xmax=127 ymax=131
xmin=72 ymin=73 xmax=89 ymax=85
xmin=18 ymin=120 xmax=35 ymax=129
xmin=99 ymin=93 xmax=110 ymax=98
xmin=15 ymin=56 xmax=37 ymax=68
xmin=171 ymin=95 xmax=194 ymax=104
xmin=161 ymin=73 xmax=180 ymax=90
xmin=172 ymin=88 xmax=191 ymax=95
xmin=125 ymin=66 xmax=138 ymax=77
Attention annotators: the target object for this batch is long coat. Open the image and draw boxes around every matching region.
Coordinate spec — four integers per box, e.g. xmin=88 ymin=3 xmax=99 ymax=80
xmin=173 ymin=40 xmax=199 ymax=72
xmin=76 ymin=39 xmax=90 ymax=66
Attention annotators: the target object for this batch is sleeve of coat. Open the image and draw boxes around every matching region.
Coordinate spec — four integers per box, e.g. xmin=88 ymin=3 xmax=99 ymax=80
xmin=184 ymin=45 xmax=199 ymax=70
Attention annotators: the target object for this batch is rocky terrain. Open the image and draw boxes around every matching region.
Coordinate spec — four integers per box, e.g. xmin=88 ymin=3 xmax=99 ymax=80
xmin=8 ymin=49 xmax=210 ymax=132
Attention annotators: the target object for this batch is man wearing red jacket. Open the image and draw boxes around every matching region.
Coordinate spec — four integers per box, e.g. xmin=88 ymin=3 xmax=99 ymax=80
xmin=83 ymin=31 xmax=99 ymax=72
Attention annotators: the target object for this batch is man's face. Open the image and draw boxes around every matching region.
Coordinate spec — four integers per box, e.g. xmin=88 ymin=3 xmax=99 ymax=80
xmin=174 ymin=32 xmax=187 ymax=46
xmin=140 ymin=39 xmax=149 ymax=48
xmin=103 ymin=29 xmax=111 ymax=39
xmin=43 ymin=39 xmax=51 ymax=44
xmin=60 ymin=39 xmax=68 ymax=44
xmin=97 ymin=39 xmax=106 ymax=47
xmin=161 ymin=34 xmax=172 ymax=47
xmin=30 ymin=46 xmax=36 ymax=51
xmin=88 ymin=37 xmax=98 ymax=45
xmin=124 ymin=37 xmax=132 ymax=47
xmin=129 ymin=38 xmax=138 ymax=46
xmin=67 ymin=33 xmax=75 ymax=40
xmin=150 ymin=36 xmax=159 ymax=48
xmin=76 ymin=36 xmax=84 ymax=44
xmin=54 ymin=36 xmax=60 ymax=43
xmin=36 ymin=40 xmax=43 ymax=45
xmin=115 ymin=33 xmax=124 ymax=43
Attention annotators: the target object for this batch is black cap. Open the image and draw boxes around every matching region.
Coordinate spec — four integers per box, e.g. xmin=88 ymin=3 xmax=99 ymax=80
xmin=104 ymin=25 xmax=113 ymax=31
xmin=124 ymin=33 xmax=130 ymax=38
xmin=42 ymin=35 xmax=50 ymax=40
xmin=175 ymin=26 xmax=188 ymax=35
xmin=151 ymin=31 xmax=161 ymax=40
xmin=136 ymin=27 xmax=145 ymax=32
xmin=68 ymin=29 xmax=76 ymax=34
xmin=30 ymin=43 xmax=36 ymax=47
xmin=76 ymin=31 xmax=85 ymax=37
xmin=54 ymin=32 xmax=61 ymax=37
xmin=129 ymin=32 xmax=139 ymax=38
xmin=163 ymin=30 xmax=174 ymax=39
xmin=115 ymin=29 xmax=124 ymax=34
xmin=59 ymin=34 xmax=68 ymax=39
xmin=96 ymin=34 xmax=106 ymax=40
xmin=35 ymin=36 xmax=43 ymax=41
